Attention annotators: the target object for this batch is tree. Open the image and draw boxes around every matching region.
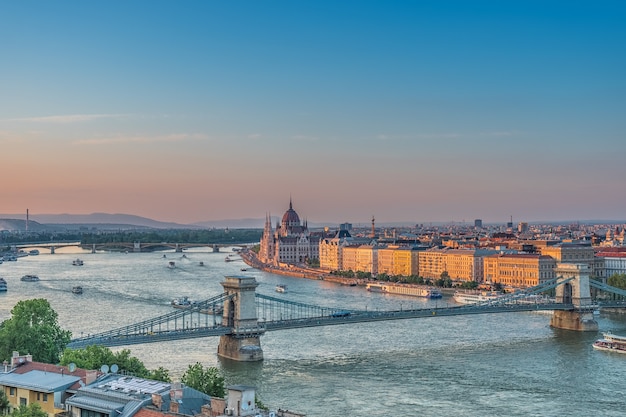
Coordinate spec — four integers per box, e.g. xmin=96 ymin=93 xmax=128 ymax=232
xmin=60 ymin=345 xmax=116 ymax=370
xmin=608 ymin=273 xmax=626 ymax=289
xmin=181 ymin=362 xmax=225 ymax=398
xmin=60 ymin=345 xmax=171 ymax=382
xmin=0 ymin=299 xmax=71 ymax=364
xmin=10 ymin=404 xmax=46 ymax=417
xmin=0 ymin=391 xmax=10 ymax=415
xmin=148 ymin=366 xmax=171 ymax=383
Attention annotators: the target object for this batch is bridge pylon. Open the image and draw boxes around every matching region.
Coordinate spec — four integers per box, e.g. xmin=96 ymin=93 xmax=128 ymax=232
xmin=550 ymin=263 xmax=598 ymax=331
xmin=217 ymin=276 xmax=265 ymax=362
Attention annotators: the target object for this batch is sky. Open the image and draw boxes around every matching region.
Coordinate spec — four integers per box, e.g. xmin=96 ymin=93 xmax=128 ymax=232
xmin=1 ymin=1 xmax=625 ymax=225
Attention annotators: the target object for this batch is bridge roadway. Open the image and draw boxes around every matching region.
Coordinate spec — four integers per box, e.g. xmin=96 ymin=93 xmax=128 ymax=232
xmin=67 ymin=300 xmax=591 ymax=349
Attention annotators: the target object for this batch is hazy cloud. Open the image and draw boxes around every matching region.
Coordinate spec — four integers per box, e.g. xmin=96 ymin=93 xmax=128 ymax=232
xmin=291 ymin=135 xmax=318 ymax=141
xmin=4 ymin=114 xmax=130 ymax=124
xmin=248 ymin=133 xmax=262 ymax=139
xmin=74 ymin=133 xmax=208 ymax=145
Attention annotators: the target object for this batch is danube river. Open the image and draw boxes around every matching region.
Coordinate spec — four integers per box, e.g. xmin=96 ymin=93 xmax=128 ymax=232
xmin=1 ymin=248 xmax=625 ymax=417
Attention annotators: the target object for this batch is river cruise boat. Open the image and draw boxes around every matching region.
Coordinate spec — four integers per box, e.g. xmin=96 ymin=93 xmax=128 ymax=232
xmin=593 ymin=332 xmax=626 ymax=354
xmin=21 ymin=275 xmax=40 ymax=282
xmin=453 ymin=290 xmax=503 ymax=305
xmin=0 ymin=278 xmax=7 ymax=292
xmin=366 ymin=282 xmax=443 ymax=298
xmin=276 ymin=284 xmax=287 ymax=293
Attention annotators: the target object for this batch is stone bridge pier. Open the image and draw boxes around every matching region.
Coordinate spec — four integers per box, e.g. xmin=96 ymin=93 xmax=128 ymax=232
xmin=550 ymin=263 xmax=598 ymax=331
xmin=217 ymin=276 xmax=265 ymax=362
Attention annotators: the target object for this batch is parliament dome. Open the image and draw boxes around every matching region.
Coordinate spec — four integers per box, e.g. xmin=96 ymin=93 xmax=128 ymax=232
xmin=281 ymin=200 xmax=300 ymax=226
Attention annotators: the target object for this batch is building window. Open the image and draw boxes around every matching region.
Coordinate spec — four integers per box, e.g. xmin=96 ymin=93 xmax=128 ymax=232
xmin=43 ymin=393 xmax=48 ymax=402
xmin=9 ymin=387 xmax=16 ymax=396
xmin=20 ymin=398 xmax=27 ymax=406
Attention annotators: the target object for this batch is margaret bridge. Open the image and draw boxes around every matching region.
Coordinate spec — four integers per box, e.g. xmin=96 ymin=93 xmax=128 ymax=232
xmin=66 ymin=263 xmax=626 ymax=361
xmin=14 ymin=241 xmax=243 ymax=254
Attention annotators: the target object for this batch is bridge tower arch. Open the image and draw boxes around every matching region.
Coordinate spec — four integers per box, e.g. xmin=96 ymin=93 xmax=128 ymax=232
xmin=550 ymin=263 xmax=598 ymax=331
xmin=217 ymin=276 xmax=265 ymax=362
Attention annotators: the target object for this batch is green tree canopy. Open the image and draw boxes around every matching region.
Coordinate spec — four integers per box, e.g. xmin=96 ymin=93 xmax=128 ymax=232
xmin=181 ymin=362 xmax=225 ymax=398
xmin=0 ymin=391 xmax=10 ymax=415
xmin=0 ymin=299 xmax=71 ymax=364
xmin=60 ymin=345 xmax=171 ymax=382
xmin=10 ymin=403 xmax=47 ymax=417
xmin=608 ymin=273 xmax=626 ymax=289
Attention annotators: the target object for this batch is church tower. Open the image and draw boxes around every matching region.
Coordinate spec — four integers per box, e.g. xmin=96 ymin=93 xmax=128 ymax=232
xmin=259 ymin=213 xmax=274 ymax=263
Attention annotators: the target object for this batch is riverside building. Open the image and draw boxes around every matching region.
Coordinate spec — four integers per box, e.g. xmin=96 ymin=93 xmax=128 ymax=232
xmin=418 ymin=248 xmax=496 ymax=283
xmin=483 ymin=253 xmax=557 ymax=288
xmin=539 ymin=242 xmax=605 ymax=281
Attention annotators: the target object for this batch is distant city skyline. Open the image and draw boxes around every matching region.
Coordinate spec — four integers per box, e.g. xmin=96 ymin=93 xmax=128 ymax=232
xmin=1 ymin=2 xmax=625 ymax=224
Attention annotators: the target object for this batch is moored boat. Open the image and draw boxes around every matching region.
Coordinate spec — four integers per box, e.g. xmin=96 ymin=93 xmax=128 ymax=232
xmin=29 ymin=249 xmax=40 ymax=256
xmin=21 ymin=275 xmax=40 ymax=282
xmin=453 ymin=290 xmax=502 ymax=305
xmin=0 ymin=278 xmax=7 ymax=292
xmin=593 ymin=332 xmax=626 ymax=354
xmin=366 ymin=282 xmax=443 ymax=298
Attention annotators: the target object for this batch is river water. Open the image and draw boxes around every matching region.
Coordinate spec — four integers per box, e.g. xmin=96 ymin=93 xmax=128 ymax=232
xmin=1 ymin=248 xmax=625 ymax=417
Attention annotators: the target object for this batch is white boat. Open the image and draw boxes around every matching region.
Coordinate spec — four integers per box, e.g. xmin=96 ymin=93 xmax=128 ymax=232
xmin=366 ymin=282 xmax=442 ymax=298
xmin=168 ymin=261 xmax=176 ymax=268
xmin=593 ymin=332 xmax=626 ymax=354
xmin=453 ymin=291 xmax=503 ymax=305
xmin=0 ymin=278 xmax=7 ymax=292
xmin=72 ymin=258 xmax=84 ymax=266
xmin=276 ymin=284 xmax=287 ymax=293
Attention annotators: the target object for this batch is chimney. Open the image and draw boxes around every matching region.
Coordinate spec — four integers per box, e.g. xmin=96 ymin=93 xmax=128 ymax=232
xmin=85 ymin=370 xmax=98 ymax=385
xmin=152 ymin=394 xmax=163 ymax=410
xmin=169 ymin=400 xmax=180 ymax=414
xmin=171 ymin=382 xmax=183 ymax=400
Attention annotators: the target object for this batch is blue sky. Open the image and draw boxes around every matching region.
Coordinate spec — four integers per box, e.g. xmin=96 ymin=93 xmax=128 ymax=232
xmin=1 ymin=1 xmax=624 ymax=224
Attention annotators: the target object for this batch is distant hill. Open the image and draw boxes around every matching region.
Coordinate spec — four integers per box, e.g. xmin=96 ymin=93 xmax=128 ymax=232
xmin=193 ymin=218 xmax=269 ymax=229
xmin=0 ymin=213 xmax=196 ymax=230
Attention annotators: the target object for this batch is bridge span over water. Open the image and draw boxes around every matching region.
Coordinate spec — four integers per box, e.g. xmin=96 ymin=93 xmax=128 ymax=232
xmin=15 ymin=241 xmax=247 ymax=254
xmin=67 ymin=263 xmax=626 ymax=361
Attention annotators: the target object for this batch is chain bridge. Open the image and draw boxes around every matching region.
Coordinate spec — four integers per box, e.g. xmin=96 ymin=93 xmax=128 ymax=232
xmin=67 ymin=264 xmax=626 ymax=361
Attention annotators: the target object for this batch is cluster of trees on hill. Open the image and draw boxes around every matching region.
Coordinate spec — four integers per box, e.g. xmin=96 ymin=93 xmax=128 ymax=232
xmin=0 ymin=299 xmax=226 ymax=401
xmin=0 ymin=229 xmax=262 ymax=248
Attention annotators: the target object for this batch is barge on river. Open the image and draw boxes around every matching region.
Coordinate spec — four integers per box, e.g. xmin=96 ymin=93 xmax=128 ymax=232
xmin=366 ymin=282 xmax=442 ymax=298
